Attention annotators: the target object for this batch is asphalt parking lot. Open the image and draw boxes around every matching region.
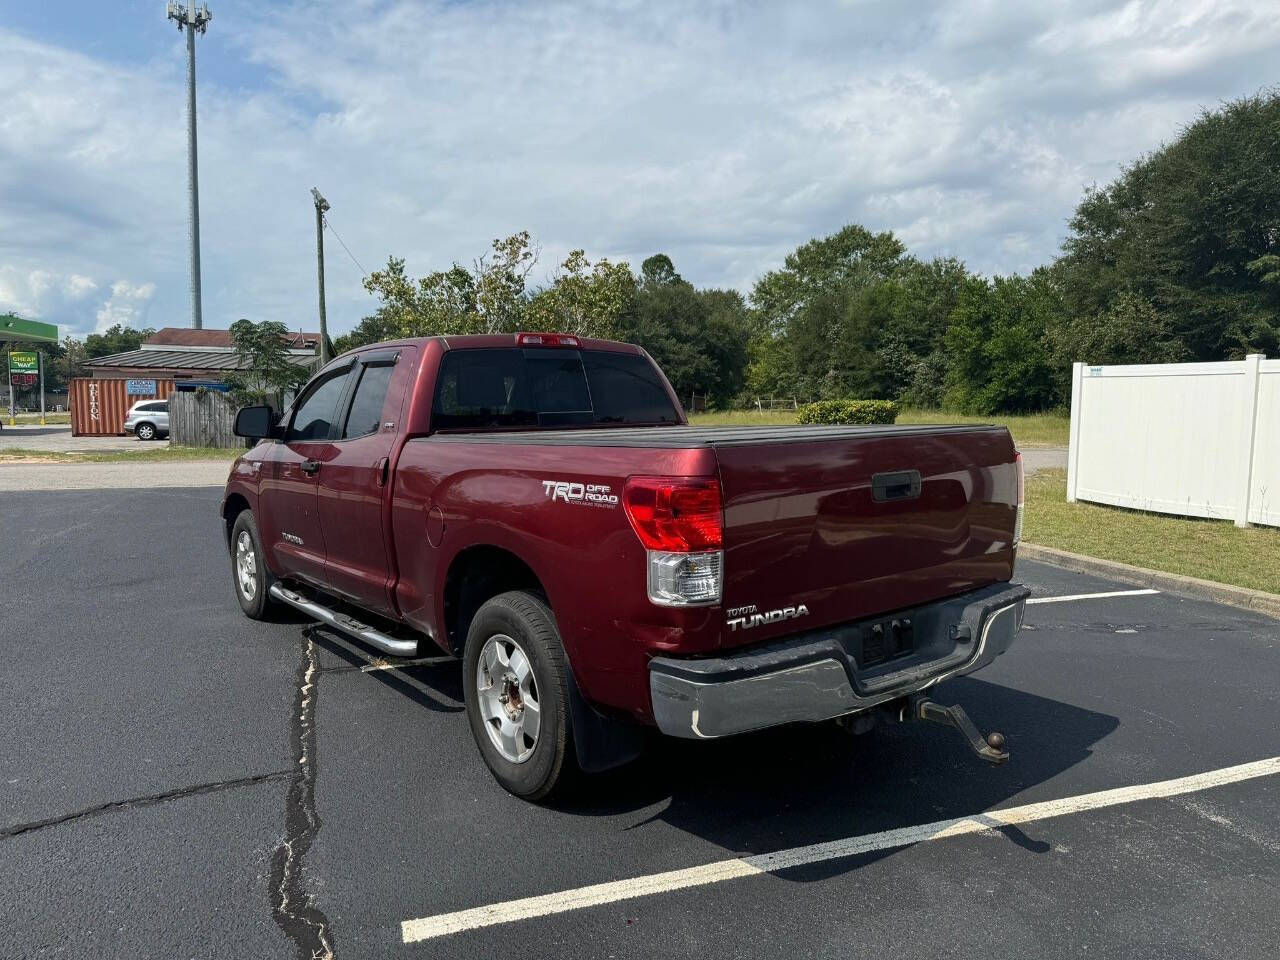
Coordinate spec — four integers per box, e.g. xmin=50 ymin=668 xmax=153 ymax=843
xmin=0 ymin=424 xmax=142 ymax=454
xmin=3 ymin=484 xmax=1278 ymax=960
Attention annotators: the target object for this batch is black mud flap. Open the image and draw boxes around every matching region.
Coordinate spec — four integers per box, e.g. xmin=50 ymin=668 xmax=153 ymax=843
xmin=911 ymin=694 xmax=1009 ymax=764
xmin=567 ymin=671 xmax=645 ymax=773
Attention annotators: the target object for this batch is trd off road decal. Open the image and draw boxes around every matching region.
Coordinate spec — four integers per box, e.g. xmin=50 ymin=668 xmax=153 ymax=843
xmin=541 ymin=480 xmax=619 ymax=508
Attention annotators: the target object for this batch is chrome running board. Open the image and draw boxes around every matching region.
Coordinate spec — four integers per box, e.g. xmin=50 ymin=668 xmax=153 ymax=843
xmin=268 ymin=583 xmax=418 ymax=657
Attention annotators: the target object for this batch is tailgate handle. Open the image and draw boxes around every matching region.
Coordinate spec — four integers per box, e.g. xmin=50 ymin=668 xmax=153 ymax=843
xmin=872 ymin=470 xmax=921 ymax=502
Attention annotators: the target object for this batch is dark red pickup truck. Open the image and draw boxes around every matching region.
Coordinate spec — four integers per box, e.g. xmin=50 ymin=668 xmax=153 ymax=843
xmin=222 ymin=333 xmax=1027 ymax=798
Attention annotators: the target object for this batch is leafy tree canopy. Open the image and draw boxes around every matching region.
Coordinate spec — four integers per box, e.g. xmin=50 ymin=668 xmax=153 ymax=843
xmin=84 ymin=324 xmax=154 ymax=359
xmin=1058 ymin=91 xmax=1280 ymax=359
xmin=223 ymin=318 xmax=312 ymax=410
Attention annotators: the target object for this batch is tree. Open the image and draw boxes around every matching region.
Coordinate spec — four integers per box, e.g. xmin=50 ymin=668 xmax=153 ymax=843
xmin=943 ymin=275 xmax=1059 ymax=414
xmin=54 ymin=337 xmax=87 ymax=390
xmin=84 ymin=324 xmax=154 ymax=359
xmin=614 ymin=255 xmax=749 ymax=406
xmin=743 ymin=224 xmax=973 ymax=404
xmin=332 ymin=314 xmax=403 ymax=356
xmin=1056 ymin=91 xmax=1280 ymax=360
xmin=525 ymin=250 xmax=636 ymax=337
xmin=751 ymin=224 xmax=908 ymax=334
xmin=223 ymin=318 xmax=311 ymax=409
xmin=359 ymin=232 xmax=539 ymax=339
xmin=1045 ymin=290 xmax=1187 ymax=371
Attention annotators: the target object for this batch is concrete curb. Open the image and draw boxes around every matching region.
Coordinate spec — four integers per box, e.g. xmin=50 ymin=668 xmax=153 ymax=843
xmin=1019 ymin=543 xmax=1280 ymax=621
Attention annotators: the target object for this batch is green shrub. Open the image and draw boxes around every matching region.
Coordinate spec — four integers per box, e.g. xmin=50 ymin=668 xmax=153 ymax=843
xmin=795 ymin=399 xmax=898 ymax=425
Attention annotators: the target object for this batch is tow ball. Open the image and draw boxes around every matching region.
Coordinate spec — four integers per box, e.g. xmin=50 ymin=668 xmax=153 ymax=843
xmin=910 ymin=694 xmax=1009 ymax=765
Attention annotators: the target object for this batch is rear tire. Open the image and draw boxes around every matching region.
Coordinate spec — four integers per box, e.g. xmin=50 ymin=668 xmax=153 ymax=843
xmin=230 ymin=510 xmax=277 ymax=620
xmin=463 ymin=591 xmax=575 ymax=800
xmin=135 ymin=422 xmax=156 ymax=441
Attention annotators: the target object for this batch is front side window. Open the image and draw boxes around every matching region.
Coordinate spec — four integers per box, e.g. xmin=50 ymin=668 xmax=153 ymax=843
xmin=287 ymin=368 xmax=351 ymax=442
xmin=342 ymin=363 xmax=395 ymax=439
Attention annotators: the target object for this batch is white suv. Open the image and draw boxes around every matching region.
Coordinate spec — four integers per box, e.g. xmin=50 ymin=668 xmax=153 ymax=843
xmin=123 ymin=399 xmax=170 ymax=440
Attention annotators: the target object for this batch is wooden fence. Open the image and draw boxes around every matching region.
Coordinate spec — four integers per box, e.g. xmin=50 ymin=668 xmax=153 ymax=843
xmin=168 ymin=390 xmax=244 ymax=449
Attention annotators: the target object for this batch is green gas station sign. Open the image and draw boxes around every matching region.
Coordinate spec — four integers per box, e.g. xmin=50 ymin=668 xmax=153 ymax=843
xmin=8 ymin=351 xmax=38 ymax=374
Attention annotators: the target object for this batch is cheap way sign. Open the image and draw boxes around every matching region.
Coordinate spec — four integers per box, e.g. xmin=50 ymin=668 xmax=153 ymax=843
xmin=8 ymin=351 xmax=38 ymax=374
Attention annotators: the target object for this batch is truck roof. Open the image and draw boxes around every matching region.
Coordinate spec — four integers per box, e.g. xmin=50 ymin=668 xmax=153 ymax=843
xmin=338 ymin=333 xmax=645 ymax=357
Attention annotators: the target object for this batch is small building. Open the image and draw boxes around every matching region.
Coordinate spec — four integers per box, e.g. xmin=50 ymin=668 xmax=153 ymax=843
xmin=72 ymin=327 xmax=323 ymax=436
xmin=83 ymin=327 xmax=323 ymax=381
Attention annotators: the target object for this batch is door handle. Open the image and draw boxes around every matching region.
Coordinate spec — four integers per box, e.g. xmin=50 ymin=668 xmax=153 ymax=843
xmin=375 ymin=457 xmax=389 ymax=487
xmin=300 ymin=459 xmax=321 ymax=475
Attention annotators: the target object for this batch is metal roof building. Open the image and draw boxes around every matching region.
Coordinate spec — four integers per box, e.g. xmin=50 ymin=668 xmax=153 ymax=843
xmin=83 ymin=327 xmax=322 ymax=380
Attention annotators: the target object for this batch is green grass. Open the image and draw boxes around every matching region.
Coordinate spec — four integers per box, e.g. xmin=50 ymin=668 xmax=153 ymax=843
xmin=7 ymin=412 xmax=71 ymax=425
xmin=1025 ymin=469 xmax=1280 ymax=595
xmin=689 ymin=407 xmax=1069 ymax=447
xmin=0 ymin=445 xmax=243 ymax=463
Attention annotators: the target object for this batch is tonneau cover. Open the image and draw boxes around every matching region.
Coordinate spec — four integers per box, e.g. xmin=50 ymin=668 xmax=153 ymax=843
xmin=422 ymin=423 xmax=998 ymax=448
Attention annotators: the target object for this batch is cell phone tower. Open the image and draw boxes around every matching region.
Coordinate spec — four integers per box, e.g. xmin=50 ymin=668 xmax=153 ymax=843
xmin=166 ymin=3 xmax=213 ymax=329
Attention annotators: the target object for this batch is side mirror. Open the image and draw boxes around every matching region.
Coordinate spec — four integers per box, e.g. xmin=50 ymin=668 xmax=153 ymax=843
xmin=233 ymin=405 xmax=281 ymax=440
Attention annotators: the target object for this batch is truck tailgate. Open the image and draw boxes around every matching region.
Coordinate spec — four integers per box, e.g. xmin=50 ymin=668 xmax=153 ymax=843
xmin=714 ymin=425 xmax=1019 ymax=648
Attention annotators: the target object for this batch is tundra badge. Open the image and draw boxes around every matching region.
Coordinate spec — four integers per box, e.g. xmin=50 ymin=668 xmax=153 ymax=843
xmin=726 ymin=604 xmax=809 ymax=631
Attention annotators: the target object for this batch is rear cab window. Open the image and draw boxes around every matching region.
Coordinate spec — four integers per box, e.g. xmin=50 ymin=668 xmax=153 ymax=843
xmin=432 ymin=348 xmax=680 ymax=432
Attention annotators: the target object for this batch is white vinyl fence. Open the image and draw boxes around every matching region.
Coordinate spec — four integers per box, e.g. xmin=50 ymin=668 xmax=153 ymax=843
xmin=1066 ymin=355 xmax=1279 ymax=528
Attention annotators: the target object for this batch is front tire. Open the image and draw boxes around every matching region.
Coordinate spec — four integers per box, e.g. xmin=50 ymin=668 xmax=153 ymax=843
xmin=463 ymin=591 xmax=575 ymax=800
xmin=230 ymin=510 xmax=277 ymax=620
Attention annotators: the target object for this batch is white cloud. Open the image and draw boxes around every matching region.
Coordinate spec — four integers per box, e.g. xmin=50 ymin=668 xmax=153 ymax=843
xmin=1 ymin=0 xmax=1278 ymax=339
xmin=94 ymin=281 xmax=157 ymax=333
xmin=64 ymin=275 xmax=97 ymax=300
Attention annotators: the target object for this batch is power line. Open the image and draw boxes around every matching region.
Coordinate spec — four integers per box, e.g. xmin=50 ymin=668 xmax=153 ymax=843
xmin=322 ymin=214 xmax=369 ymax=279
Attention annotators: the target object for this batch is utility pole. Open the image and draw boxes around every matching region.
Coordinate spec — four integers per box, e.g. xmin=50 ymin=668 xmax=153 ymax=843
xmin=166 ymin=2 xmax=212 ymax=330
xmin=311 ymin=188 xmax=331 ymax=365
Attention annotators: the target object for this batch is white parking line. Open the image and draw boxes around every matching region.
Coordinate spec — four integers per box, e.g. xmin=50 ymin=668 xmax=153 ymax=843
xmin=360 ymin=656 xmax=450 ymax=673
xmin=1028 ymin=588 xmax=1159 ymax=605
xmin=400 ymin=756 xmax=1280 ymax=944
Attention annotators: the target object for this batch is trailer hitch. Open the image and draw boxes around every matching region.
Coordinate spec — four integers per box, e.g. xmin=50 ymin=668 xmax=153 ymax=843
xmin=911 ymin=694 xmax=1009 ymax=765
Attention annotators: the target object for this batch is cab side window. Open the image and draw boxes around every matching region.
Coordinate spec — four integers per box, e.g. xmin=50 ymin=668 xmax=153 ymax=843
xmin=287 ymin=368 xmax=351 ymax=442
xmin=342 ymin=363 xmax=395 ymax=439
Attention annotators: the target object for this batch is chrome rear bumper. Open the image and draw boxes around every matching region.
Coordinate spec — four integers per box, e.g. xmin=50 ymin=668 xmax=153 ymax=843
xmin=648 ymin=583 xmax=1027 ymax=740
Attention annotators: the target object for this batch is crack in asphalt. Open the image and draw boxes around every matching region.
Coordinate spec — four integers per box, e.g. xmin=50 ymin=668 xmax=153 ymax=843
xmin=0 ymin=769 xmax=294 ymax=840
xmin=270 ymin=631 xmax=335 ymax=960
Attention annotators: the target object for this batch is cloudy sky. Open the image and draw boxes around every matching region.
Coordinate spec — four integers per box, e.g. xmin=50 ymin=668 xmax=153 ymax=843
xmin=1 ymin=0 xmax=1277 ymax=340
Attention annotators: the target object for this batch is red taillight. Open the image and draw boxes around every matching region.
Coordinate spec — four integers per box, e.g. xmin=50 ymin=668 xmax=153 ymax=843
xmin=516 ymin=332 xmax=581 ymax=347
xmin=1014 ymin=451 xmax=1025 ymax=546
xmin=623 ymin=477 xmax=723 ymax=551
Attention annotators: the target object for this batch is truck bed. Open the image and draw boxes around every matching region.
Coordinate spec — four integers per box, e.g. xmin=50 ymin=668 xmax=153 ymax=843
xmin=406 ymin=421 xmax=1020 ymax=653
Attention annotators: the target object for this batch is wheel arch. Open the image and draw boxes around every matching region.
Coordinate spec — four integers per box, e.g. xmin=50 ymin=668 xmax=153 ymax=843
xmin=442 ymin=544 xmax=548 ymax=656
xmin=221 ymin=493 xmax=252 ymax=550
